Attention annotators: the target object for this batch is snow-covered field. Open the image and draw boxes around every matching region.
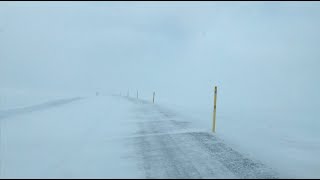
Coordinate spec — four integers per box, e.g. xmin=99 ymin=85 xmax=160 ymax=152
xmin=0 ymin=93 xmax=318 ymax=178
xmin=0 ymin=94 xmax=278 ymax=178
xmin=0 ymin=95 xmax=144 ymax=178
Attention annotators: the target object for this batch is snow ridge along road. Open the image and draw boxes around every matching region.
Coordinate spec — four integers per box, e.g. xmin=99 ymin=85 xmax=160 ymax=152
xmin=123 ymin=96 xmax=279 ymax=179
xmin=0 ymin=97 xmax=83 ymax=120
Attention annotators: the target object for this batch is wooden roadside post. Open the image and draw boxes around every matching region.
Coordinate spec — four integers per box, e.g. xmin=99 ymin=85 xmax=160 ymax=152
xmin=213 ymin=86 xmax=217 ymax=133
xmin=153 ymin=92 xmax=155 ymax=104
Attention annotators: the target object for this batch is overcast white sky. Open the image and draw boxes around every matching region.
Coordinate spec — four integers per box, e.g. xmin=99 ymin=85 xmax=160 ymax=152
xmin=1 ymin=1 xmax=320 ymax=111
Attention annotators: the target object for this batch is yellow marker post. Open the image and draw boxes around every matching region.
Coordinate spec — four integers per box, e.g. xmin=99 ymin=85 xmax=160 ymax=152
xmin=213 ymin=86 xmax=217 ymax=133
xmin=153 ymin=92 xmax=155 ymax=104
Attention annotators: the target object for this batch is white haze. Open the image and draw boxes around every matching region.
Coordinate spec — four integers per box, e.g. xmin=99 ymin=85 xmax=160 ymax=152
xmin=1 ymin=2 xmax=320 ymax=178
xmin=1 ymin=2 xmax=320 ymax=111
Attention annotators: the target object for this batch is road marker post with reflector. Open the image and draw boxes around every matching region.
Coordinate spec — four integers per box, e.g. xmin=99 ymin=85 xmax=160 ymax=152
xmin=213 ymin=86 xmax=217 ymax=133
xmin=153 ymin=92 xmax=155 ymax=104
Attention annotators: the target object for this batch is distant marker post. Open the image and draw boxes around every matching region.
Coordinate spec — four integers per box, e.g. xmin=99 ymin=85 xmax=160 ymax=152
xmin=153 ymin=92 xmax=155 ymax=104
xmin=213 ymin=86 xmax=217 ymax=133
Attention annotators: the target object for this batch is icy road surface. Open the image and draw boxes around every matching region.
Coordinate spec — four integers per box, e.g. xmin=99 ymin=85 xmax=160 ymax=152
xmin=0 ymin=95 xmax=278 ymax=178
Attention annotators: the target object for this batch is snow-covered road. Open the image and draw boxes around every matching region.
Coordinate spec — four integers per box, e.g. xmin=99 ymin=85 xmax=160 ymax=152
xmin=125 ymin=97 xmax=278 ymax=178
xmin=0 ymin=95 xmax=279 ymax=178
